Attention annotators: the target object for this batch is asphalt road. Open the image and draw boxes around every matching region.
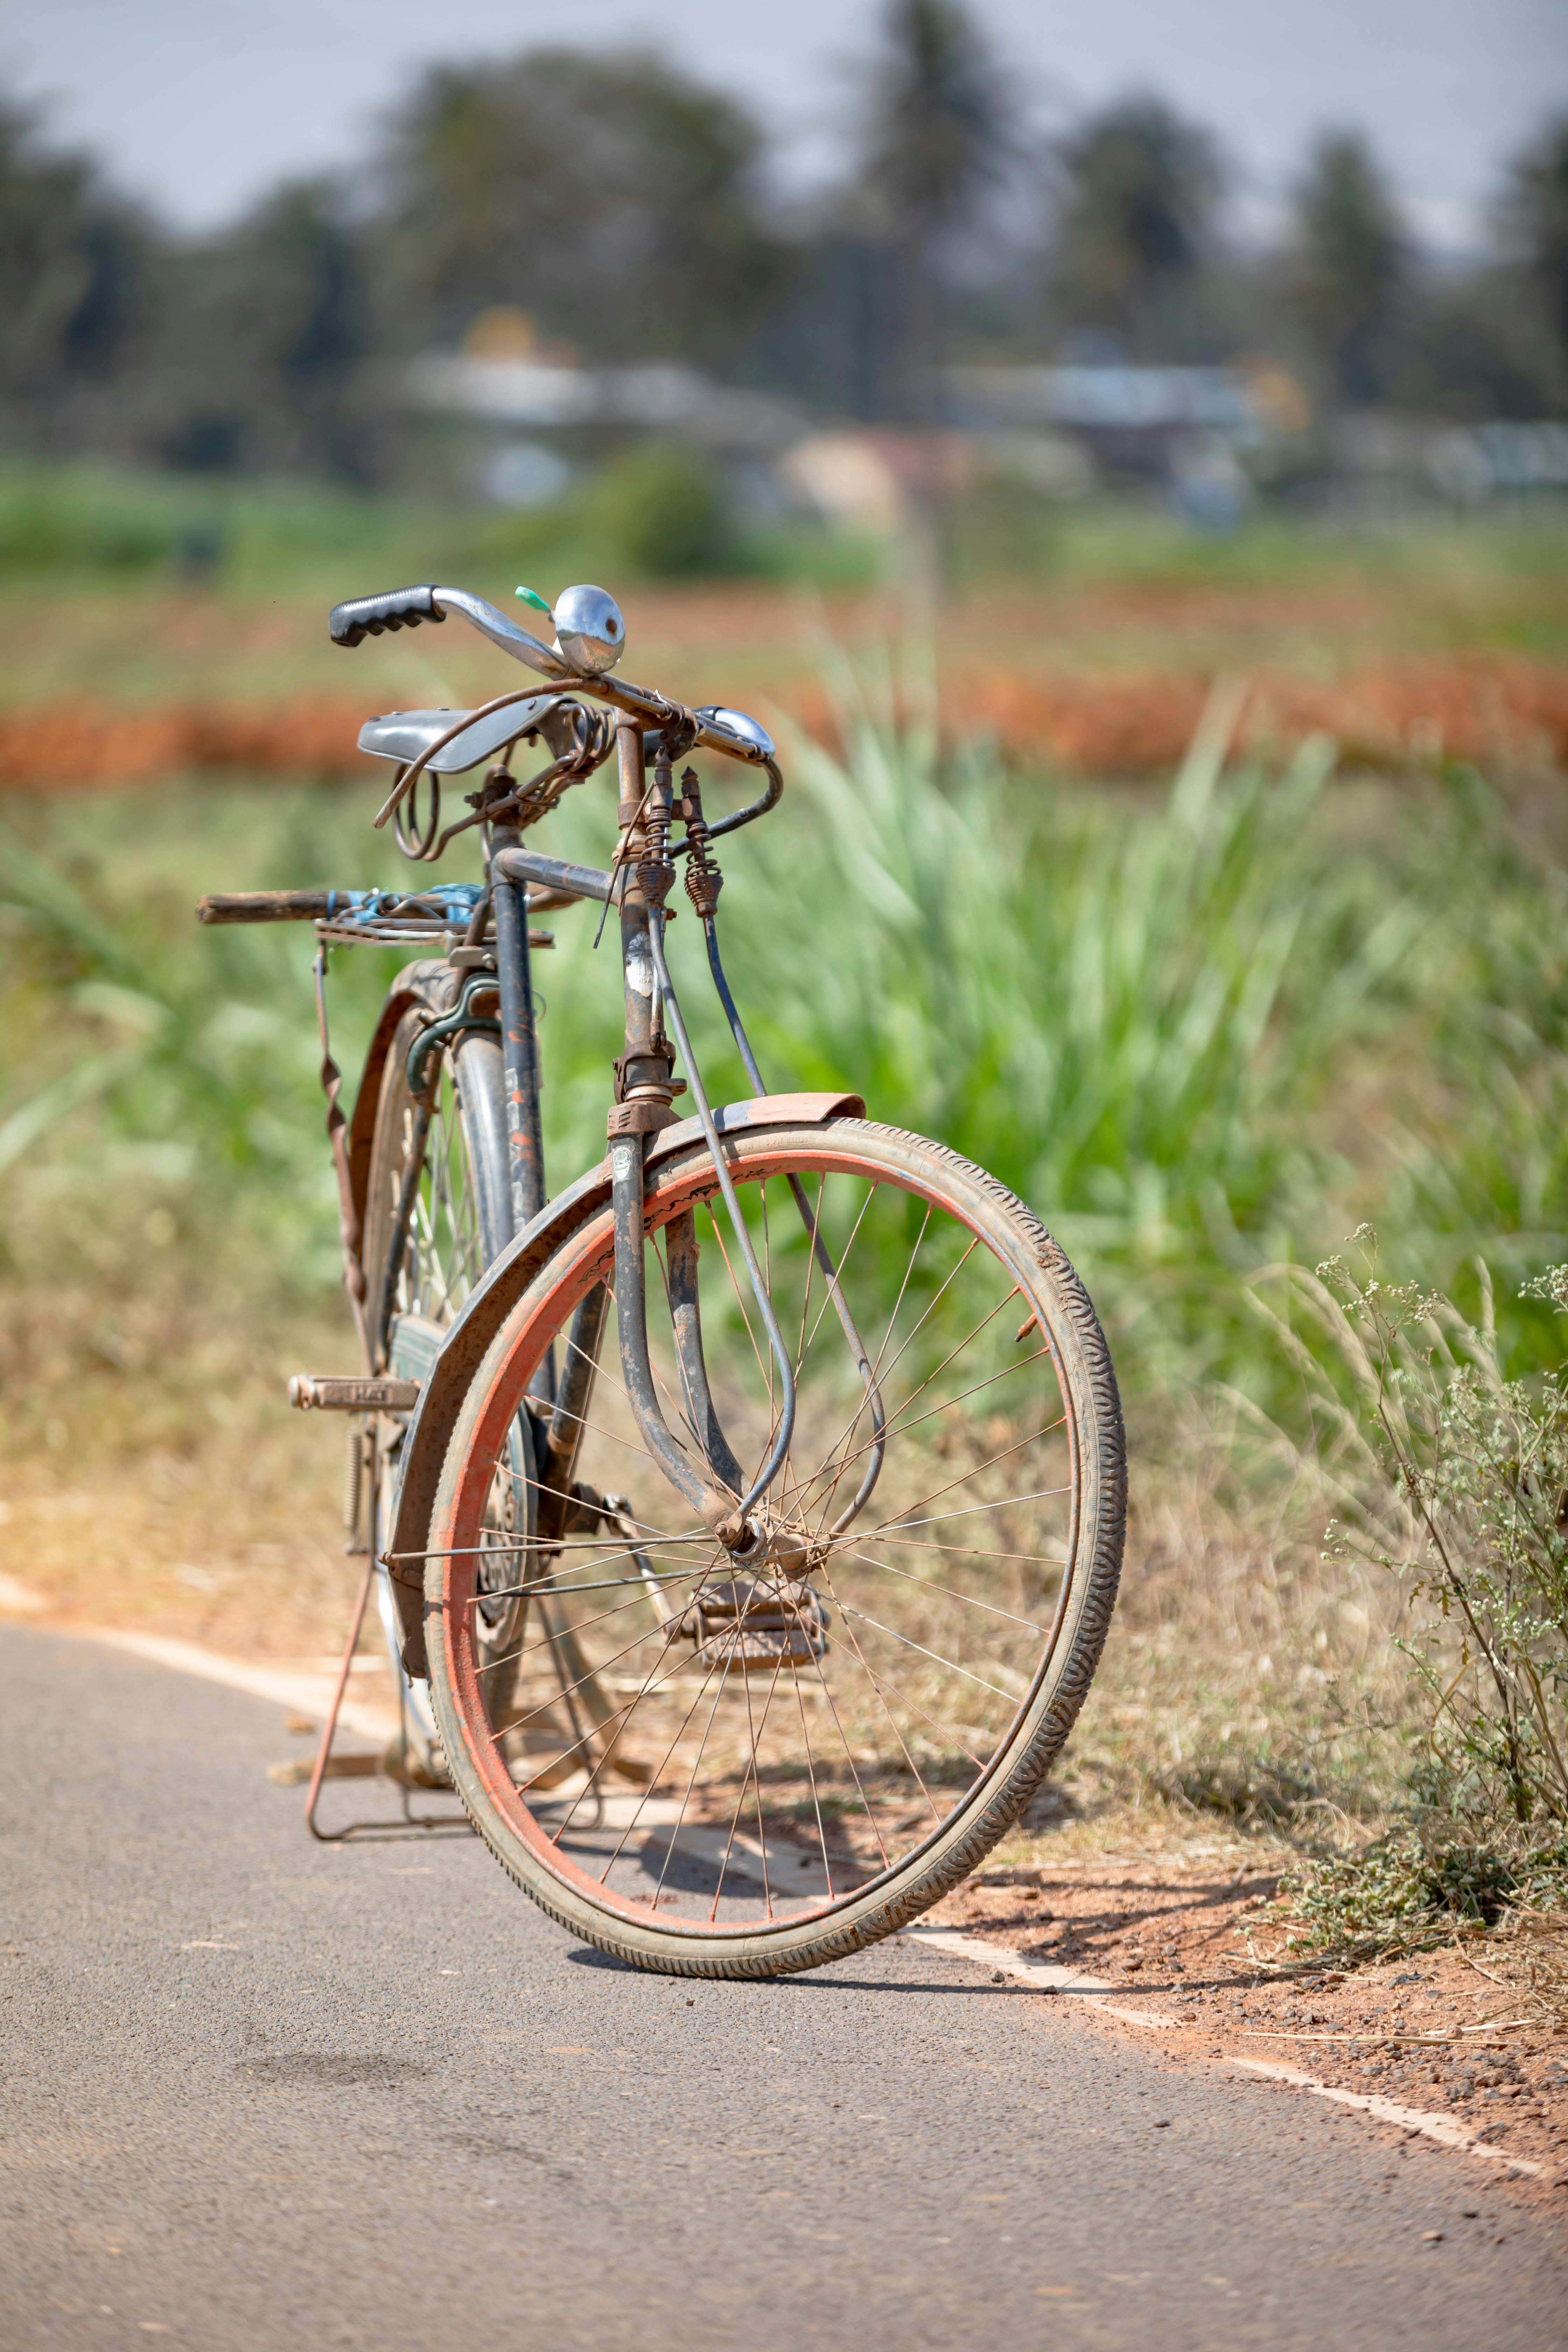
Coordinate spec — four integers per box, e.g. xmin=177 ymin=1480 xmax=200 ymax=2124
xmin=3 ymin=1624 xmax=1564 ymax=2351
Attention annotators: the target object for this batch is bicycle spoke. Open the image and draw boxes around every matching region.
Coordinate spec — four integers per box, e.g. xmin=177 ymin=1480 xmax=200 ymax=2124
xmin=792 ymin=1664 xmax=836 ymax=1900
xmin=833 ymin=1603 xmax=1021 ymax=1704
xmin=710 ymin=1645 xmax=788 ymax=1921
xmin=800 ymin=1250 xmax=1000 ymax=1530
xmin=812 ymin=1563 xmax=941 ymax=1825
xmin=595 ymin=1656 xmax=733 ymax=1884
xmin=839 ymin=1548 xmax=1049 ymax=1633
xmin=650 ymin=1644 xmax=739 ymax=1909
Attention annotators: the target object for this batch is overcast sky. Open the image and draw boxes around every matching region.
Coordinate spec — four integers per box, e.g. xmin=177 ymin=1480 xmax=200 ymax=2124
xmin=4 ymin=0 xmax=1567 ymax=245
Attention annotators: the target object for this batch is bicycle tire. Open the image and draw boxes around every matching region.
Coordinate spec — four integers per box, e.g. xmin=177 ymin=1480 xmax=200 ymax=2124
xmin=424 ymin=1117 xmax=1125 ymax=1976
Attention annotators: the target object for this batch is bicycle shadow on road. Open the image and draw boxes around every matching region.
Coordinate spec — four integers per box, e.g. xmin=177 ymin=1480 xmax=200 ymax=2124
xmin=564 ymin=1946 xmax=1042 ymax=1996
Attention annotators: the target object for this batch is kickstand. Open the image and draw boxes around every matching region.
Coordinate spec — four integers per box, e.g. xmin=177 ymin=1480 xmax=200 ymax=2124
xmin=302 ymin=1555 xmax=471 ymax=1842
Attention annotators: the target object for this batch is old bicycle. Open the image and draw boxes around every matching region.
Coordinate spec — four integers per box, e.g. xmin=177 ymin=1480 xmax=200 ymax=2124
xmin=198 ymin=578 xmax=1126 ymax=1976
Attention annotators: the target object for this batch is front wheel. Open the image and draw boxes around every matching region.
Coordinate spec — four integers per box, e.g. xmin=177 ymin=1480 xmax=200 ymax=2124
xmin=425 ymin=1119 xmax=1125 ymax=1975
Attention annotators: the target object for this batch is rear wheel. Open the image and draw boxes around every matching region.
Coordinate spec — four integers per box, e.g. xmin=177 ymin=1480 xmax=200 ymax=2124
xmin=362 ymin=999 xmax=532 ymax=1765
xmin=425 ymin=1118 xmax=1125 ymax=1975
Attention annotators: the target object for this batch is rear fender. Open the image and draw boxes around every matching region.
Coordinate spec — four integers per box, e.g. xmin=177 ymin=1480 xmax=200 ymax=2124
xmin=345 ymin=960 xmax=452 ymax=1242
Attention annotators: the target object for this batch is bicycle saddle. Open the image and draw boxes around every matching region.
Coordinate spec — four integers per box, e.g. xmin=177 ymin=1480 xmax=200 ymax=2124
xmin=357 ymin=696 xmax=563 ymax=774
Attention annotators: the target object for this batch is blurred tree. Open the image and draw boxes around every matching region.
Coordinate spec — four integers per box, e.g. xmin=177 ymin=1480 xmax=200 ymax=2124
xmin=0 ymin=97 xmax=153 ymax=447
xmin=1393 ymin=274 xmax=1565 ymax=420
xmin=1288 ymin=130 xmax=1406 ymax=406
xmin=851 ymin=0 xmax=1014 ymax=421
xmin=152 ymin=179 xmax=377 ymax=479
xmin=1047 ymin=97 xmax=1225 ymax=358
xmin=1389 ymin=113 xmax=1568 ymax=422
xmin=1501 ymin=112 xmax=1568 ymax=368
xmin=374 ymin=49 xmax=786 ymax=366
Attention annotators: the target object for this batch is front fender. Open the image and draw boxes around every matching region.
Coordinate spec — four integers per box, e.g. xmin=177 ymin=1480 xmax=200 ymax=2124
xmin=385 ymin=1090 xmax=863 ymax=1673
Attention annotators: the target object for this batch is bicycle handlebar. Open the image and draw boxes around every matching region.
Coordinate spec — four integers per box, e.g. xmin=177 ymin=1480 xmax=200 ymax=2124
xmin=329 ymin=582 xmax=777 ymax=776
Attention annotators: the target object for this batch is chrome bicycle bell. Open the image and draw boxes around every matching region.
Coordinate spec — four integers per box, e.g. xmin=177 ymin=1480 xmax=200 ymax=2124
xmin=553 ymin=584 xmax=625 ymax=674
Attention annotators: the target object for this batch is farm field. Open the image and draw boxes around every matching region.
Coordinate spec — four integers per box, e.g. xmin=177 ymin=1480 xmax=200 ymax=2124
xmin=2 ymin=485 xmax=1567 ymax=786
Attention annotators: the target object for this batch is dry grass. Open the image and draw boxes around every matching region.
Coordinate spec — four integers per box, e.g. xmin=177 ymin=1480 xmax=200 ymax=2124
xmin=1469 ymin=1910 xmax=1568 ymax=2035
xmin=976 ymin=1404 xmax=1416 ymax=1868
xmin=0 ymin=1278 xmax=359 ymax=1657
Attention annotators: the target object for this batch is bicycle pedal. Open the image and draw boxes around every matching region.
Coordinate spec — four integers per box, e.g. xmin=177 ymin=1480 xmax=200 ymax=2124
xmin=289 ymin=1373 xmax=421 ymax=1412
xmin=683 ymin=1577 xmax=830 ymax=1671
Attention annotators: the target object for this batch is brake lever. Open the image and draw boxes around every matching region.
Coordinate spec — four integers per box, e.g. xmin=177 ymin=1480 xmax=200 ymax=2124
xmin=431 ymin=587 xmax=569 ymax=681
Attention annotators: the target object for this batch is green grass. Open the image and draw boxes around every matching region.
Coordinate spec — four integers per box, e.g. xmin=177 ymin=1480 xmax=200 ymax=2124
xmin=6 ymin=457 xmax=1567 ymax=653
xmin=0 ymin=457 xmax=880 ymax=602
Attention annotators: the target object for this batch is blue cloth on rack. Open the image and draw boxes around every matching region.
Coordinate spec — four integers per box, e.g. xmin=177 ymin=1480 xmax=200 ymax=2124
xmin=324 ymin=886 xmax=486 ymax=925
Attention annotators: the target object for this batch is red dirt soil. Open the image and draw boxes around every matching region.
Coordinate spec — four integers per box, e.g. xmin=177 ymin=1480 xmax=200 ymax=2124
xmin=3 ymin=656 xmax=1567 ymax=791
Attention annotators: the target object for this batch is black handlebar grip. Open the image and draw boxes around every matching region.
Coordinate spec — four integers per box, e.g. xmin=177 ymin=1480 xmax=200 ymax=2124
xmin=328 ymin=584 xmax=445 ymax=648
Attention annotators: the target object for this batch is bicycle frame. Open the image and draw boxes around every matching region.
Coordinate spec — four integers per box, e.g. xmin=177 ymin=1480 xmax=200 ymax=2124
xmin=200 ymin=574 xmax=886 ymax=1676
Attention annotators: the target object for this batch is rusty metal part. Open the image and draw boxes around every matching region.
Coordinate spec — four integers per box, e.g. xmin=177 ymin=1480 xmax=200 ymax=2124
xmin=611 ymin=1046 xmax=682 ymax=1100
xmin=198 ymin=888 xmax=338 ymax=924
xmin=379 ymin=697 xmax=614 ymax=865
xmin=479 ymin=707 xmax=616 ymax=837
xmin=606 ymin=1099 xmax=679 ymax=1137
xmin=603 ymin=719 xmax=749 ymax=1530
xmin=679 ymin=770 xmax=724 ymax=919
xmin=724 ymin=1506 xmax=816 ymax=1578
xmin=489 ymin=844 xmax=620 ymax=905
xmin=680 ymin=1575 xmax=830 ymax=1673
xmin=289 ymin=1373 xmax=421 ymax=1412
xmin=369 ymin=687 xmax=554 ymax=839
xmin=343 ymin=1419 xmax=368 ymax=1551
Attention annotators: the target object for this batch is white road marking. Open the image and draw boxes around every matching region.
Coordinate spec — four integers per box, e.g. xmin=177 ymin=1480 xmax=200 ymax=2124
xmin=902 ymin=1926 xmax=1177 ymax=2028
xmin=904 ymin=1923 xmax=1548 ymax=2179
xmin=1230 ymin=2058 xmax=1545 ymax=2177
